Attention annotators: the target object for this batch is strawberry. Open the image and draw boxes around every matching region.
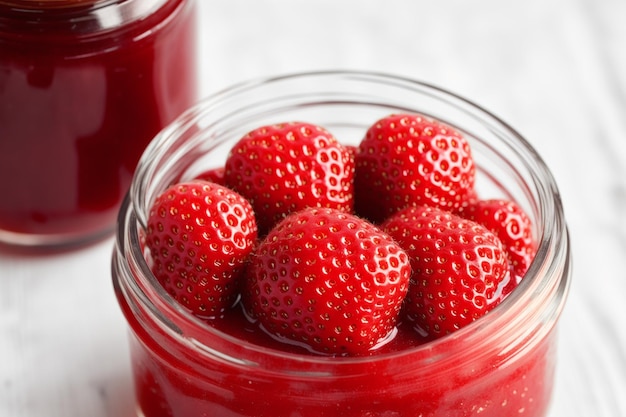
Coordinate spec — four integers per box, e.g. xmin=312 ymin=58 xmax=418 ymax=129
xmin=224 ymin=121 xmax=354 ymax=234
xmin=456 ymin=198 xmax=536 ymax=279
xmin=344 ymin=143 xmax=358 ymax=163
xmin=194 ymin=166 xmax=226 ymax=186
xmin=145 ymin=181 xmax=258 ymax=319
xmin=354 ymin=113 xmax=475 ymax=223
xmin=381 ymin=205 xmax=509 ymax=341
xmin=242 ymin=207 xmax=411 ymax=356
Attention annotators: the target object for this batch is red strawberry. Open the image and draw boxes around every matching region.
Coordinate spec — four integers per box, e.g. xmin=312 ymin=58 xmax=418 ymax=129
xmin=355 ymin=113 xmax=475 ymax=223
xmin=224 ymin=121 xmax=354 ymax=234
xmin=344 ymin=144 xmax=358 ymax=163
xmin=146 ymin=181 xmax=258 ymax=319
xmin=381 ymin=205 xmax=509 ymax=341
xmin=243 ymin=207 xmax=411 ymax=356
xmin=194 ymin=166 xmax=226 ymax=186
xmin=456 ymin=198 xmax=536 ymax=279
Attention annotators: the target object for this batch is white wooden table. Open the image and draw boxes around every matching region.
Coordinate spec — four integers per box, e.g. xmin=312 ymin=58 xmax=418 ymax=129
xmin=2 ymin=1 xmax=625 ymax=416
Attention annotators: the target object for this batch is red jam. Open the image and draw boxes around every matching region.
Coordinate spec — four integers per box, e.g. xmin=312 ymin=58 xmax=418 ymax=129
xmin=0 ymin=0 xmax=197 ymax=245
xmin=116 ymin=296 xmax=556 ymax=417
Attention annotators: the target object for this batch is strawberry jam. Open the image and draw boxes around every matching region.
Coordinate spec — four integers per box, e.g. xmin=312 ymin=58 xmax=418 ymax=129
xmin=117 ymin=299 xmax=557 ymax=417
xmin=0 ymin=0 xmax=197 ymax=247
xmin=112 ymin=71 xmax=571 ymax=417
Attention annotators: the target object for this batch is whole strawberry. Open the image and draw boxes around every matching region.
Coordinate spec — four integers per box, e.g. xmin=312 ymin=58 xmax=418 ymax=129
xmin=456 ymin=198 xmax=536 ymax=279
xmin=382 ymin=205 xmax=509 ymax=341
xmin=194 ymin=166 xmax=226 ymax=186
xmin=243 ymin=207 xmax=411 ymax=356
xmin=146 ymin=181 xmax=258 ymax=319
xmin=355 ymin=113 xmax=475 ymax=223
xmin=224 ymin=122 xmax=354 ymax=234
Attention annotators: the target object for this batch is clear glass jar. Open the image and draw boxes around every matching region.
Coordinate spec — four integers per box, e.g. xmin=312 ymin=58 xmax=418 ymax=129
xmin=112 ymin=71 xmax=572 ymax=417
xmin=0 ymin=0 xmax=197 ymax=248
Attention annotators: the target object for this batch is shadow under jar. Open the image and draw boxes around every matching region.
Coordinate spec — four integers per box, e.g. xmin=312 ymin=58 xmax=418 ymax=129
xmin=0 ymin=0 xmax=197 ymax=248
xmin=112 ymin=71 xmax=572 ymax=417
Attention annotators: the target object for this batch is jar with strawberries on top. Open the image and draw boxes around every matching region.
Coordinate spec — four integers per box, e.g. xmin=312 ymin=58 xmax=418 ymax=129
xmin=112 ymin=71 xmax=572 ymax=417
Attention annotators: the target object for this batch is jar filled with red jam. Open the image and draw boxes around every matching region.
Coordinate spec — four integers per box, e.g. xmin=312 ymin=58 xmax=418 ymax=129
xmin=0 ymin=0 xmax=197 ymax=247
xmin=112 ymin=71 xmax=572 ymax=417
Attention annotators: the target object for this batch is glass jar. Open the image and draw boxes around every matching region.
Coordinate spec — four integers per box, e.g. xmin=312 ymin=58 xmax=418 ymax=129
xmin=112 ymin=71 xmax=572 ymax=417
xmin=0 ymin=0 xmax=197 ymax=248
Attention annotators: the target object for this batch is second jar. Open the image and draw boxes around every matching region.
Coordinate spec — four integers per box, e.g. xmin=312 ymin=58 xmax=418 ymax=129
xmin=0 ymin=0 xmax=197 ymax=248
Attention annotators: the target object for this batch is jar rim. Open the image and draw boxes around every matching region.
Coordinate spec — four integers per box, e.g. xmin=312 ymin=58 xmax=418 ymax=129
xmin=0 ymin=0 xmax=173 ymax=37
xmin=115 ymin=70 xmax=572 ymax=369
xmin=0 ymin=1 xmax=116 ymax=9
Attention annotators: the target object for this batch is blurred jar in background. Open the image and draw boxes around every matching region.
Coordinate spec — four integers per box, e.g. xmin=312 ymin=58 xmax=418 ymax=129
xmin=0 ymin=0 xmax=197 ymax=248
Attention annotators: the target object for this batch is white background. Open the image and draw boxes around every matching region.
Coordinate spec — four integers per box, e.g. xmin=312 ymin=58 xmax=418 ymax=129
xmin=2 ymin=1 xmax=626 ymax=416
